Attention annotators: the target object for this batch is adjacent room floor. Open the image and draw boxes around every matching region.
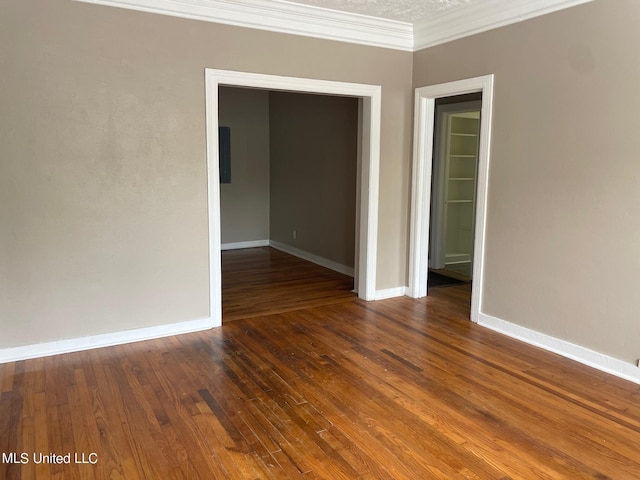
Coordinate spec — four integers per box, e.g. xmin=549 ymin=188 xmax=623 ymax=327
xmin=222 ymin=247 xmax=356 ymax=321
xmin=1 ymin=249 xmax=639 ymax=479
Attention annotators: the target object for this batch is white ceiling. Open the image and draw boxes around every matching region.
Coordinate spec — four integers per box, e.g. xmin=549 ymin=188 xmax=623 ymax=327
xmin=76 ymin=0 xmax=594 ymax=51
xmin=279 ymin=0 xmax=472 ymax=23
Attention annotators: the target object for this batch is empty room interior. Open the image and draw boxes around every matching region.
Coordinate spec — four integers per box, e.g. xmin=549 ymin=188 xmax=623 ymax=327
xmin=218 ymin=86 xmax=359 ymax=321
xmin=2 ymin=0 xmax=640 ymax=478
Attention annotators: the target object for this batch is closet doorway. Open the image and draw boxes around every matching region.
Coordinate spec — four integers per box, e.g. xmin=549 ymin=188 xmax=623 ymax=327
xmin=408 ymin=74 xmax=494 ymax=323
xmin=429 ymin=95 xmax=481 ymax=286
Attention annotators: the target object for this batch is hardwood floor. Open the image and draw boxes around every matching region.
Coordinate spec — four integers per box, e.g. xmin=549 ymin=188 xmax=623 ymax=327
xmin=2 ymin=250 xmax=640 ymax=479
xmin=222 ymin=247 xmax=356 ymax=321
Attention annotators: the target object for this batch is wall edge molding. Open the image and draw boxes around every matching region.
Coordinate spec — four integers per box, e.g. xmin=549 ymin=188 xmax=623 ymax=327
xmin=0 ymin=317 xmax=215 ymax=364
xmin=478 ymin=312 xmax=640 ymax=385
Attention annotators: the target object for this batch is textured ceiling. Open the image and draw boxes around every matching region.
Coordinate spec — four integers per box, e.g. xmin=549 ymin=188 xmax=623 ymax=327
xmin=277 ymin=0 xmax=472 ymax=23
xmin=75 ymin=0 xmax=595 ymax=50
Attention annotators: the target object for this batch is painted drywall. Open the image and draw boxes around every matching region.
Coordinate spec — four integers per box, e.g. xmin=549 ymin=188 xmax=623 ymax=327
xmin=0 ymin=0 xmax=412 ymax=348
xmin=413 ymin=0 xmax=640 ymax=364
xmin=269 ymin=91 xmax=358 ymax=269
xmin=218 ymin=87 xmax=270 ymax=245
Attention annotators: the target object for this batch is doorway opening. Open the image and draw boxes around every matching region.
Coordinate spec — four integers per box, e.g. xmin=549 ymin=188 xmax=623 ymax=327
xmin=205 ymin=69 xmax=382 ymax=326
xmin=217 ymin=87 xmax=359 ymax=320
xmin=428 ymin=93 xmax=481 ymax=289
xmin=408 ymin=75 xmax=494 ymax=323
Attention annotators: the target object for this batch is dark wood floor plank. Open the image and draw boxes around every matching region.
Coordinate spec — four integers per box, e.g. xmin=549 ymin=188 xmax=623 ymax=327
xmin=0 ymin=363 xmax=6 ymax=394
xmin=0 ymin=362 xmax=18 ymax=394
xmin=0 ymin=391 xmax=22 ymax=480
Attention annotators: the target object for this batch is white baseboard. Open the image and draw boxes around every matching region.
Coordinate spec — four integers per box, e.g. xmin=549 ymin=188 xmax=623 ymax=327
xmin=478 ymin=313 xmax=640 ymax=385
xmin=269 ymin=240 xmax=355 ymax=277
xmin=375 ymin=286 xmax=408 ymax=300
xmin=0 ymin=316 xmax=215 ymax=364
xmin=221 ymin=239 xmax=270 ymax=250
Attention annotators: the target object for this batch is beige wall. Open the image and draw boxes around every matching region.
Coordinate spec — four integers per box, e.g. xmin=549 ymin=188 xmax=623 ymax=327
xmin=0 ymin=0 xmax=412 ymax=348
xmin=413 ymin=0 xmax=640 ymax=363
xmin=269 ymin=91 xmax=358 ymax=268
xmin=13 ymin=0 xmax=634 ymax=366
xmin=218 ymin=87 xmax=270 ymax=245
xmin=217 ymin=87 xmax=356 ymax=267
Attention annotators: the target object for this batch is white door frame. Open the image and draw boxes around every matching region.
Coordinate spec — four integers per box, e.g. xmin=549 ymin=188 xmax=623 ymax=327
xmin=205 ymin=69 xmax=382 ymax=326
xmin=408 ymin=74 xmax=494 ymax=323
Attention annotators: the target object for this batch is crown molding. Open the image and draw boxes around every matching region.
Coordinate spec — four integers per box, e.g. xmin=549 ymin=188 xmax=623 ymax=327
xmin=74 ymin=0 xmax=414 ymax=51
xmin=413 ymin=0 xmax=595 ymax=51
xmin=75 ymin=0 xmax=594 ymax=52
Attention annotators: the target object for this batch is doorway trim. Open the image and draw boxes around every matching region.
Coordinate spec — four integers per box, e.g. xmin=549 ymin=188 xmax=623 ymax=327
xmin=205 ymin=69 xmax=382 ymax=326
xmin=408 ymin=74 xmax=494 ymax=323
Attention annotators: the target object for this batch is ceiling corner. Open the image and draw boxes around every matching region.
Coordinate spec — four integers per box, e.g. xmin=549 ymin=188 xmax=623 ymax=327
xmin=412 ymin=0 xmax=596 ymax=51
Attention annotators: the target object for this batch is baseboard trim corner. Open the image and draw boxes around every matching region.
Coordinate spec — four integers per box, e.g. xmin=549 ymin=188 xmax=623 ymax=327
xmin=221 ymin=239 xmax=270 ymax=250
xmin=477 ymin=312 xmax=640 ymax=385
xmin=375 ymin=286 xmax=409 ymax=300
xmin=0 ymin=316 xmax=216 ymax=364
xmin=269 ymin=240 xmax=354 ymax=277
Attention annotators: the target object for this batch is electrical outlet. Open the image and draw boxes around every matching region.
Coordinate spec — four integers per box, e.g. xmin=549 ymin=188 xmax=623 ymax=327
xmin=293 ymin=229 xmax=297 ymax=240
